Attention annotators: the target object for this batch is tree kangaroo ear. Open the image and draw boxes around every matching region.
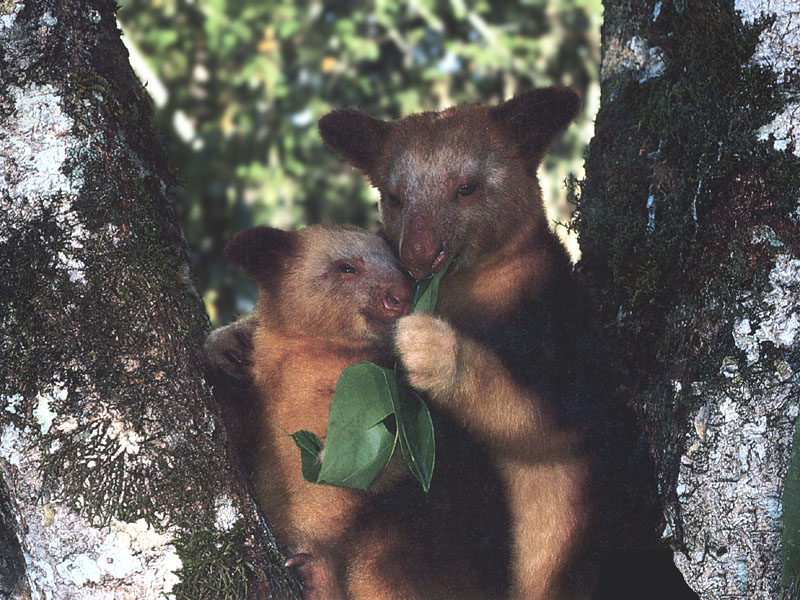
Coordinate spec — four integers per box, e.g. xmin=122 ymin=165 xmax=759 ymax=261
xmin=491 ymin=87 xmax=582 ymax=167
xmin=318 ymin=108 xmax=394 ymax=176
xmin=224 ymin=226 xmax=297 ymax=282
xmin=375 ymin=225 xmax=396 ymax=246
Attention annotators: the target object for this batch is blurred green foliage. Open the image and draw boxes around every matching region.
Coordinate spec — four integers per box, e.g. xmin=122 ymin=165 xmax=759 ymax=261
xmin=117 ymin=0 xmax=601 ymax=325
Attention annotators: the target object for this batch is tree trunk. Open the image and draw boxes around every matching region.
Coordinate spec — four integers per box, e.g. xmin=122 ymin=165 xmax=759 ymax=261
xmin=0 ymin=2 xmax=300 ymax=598
xmin=578 ymin=0 xmax=800 ymax=598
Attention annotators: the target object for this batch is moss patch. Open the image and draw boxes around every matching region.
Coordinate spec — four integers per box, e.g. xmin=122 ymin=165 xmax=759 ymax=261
xmin=171 ymin=525 xmax=255 ymax=600
xmin=1 ymin=3 xmax=300 ymax=597
xmin=575 ymin=0 xmax=800 ymax=543
xmin=171 ymin=523 xmax=301 ymax=600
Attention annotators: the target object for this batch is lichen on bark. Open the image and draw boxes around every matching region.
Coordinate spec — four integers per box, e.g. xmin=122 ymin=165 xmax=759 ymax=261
xmin=577 ymin=0 xmax=800 ymax=596
xmin=0 ymin=1 xmax=299 ymax=598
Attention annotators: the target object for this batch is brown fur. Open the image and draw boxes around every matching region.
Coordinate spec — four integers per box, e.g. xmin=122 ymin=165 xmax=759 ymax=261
xmin=395 ymin=312 xmax=594 ymax=599
xmin=319 ymin=88 xmax=600 ymax=599
xmin=217 ymin=224 xmax=492 ymax=600
xmin=225 ymin=224 xmax=414 ymax=599
xmin=203 ymin=314 xmax=259 ymax=472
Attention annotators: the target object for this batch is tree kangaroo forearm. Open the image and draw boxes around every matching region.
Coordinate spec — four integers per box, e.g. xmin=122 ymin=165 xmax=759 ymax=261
xmin=447 ymin=335 xmax=550 ymax=446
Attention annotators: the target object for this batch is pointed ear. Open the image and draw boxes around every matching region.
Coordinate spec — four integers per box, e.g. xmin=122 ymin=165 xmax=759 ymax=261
xmin=224 ymin=227 xmax=296 ymax=281
xmin=318 ymin=109 xmax=393 ymax=175
xmin=375 ymin=224 xmax=399 ymax=248
xmin=491 ymin=87 xmax=581 ymax=166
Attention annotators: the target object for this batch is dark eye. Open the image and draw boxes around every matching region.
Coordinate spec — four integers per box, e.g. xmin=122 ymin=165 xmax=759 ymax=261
xmin=338 ymin=263 xmax=358 ymax=274
xmin=387 ymin=193 xmax=402 ymax=208
xmin=457 ymin=182 xmax=477 ymax=197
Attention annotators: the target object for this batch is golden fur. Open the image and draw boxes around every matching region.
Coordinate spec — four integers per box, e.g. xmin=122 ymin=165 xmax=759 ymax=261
xmin=231 ymin=225 xmax=412 ymax=599
xmin=222 ymin=224 xmax=489 ymax=599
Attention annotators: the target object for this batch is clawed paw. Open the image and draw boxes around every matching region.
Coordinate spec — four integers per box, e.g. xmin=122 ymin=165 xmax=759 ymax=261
xmin=203 ymin=319 xmax=255 ymax=384
xmin=394 ymin=312 xmax=459 ymax=395
xmin=285 ymin=552 xmax=340 ymax=600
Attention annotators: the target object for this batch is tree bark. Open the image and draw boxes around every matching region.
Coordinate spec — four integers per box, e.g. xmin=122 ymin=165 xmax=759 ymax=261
xmin=0 ymin=2 xmax=300 ymax=598
xmin=578 ymin=0 xmax=800 ymax=598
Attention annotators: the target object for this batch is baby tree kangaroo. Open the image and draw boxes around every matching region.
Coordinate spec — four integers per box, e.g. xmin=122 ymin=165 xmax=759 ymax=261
xmin=209 ymin=224 xmax=495 ymax=599
xmin=220 ymin=224 xmax=413 ymax=598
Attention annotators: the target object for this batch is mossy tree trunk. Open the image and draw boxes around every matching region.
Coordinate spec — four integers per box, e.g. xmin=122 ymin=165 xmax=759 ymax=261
xmin=0 ymin=2 xmax=300 ymax=598
xmin=577 ymin=0 xmax=799 ymax=597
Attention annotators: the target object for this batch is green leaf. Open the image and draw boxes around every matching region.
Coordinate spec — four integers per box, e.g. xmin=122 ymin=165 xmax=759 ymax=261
xmin=288 ymin=429 xmax=324 ymax=483
xmin=290 ymin=361 xmax=435 ymax=493
xmin=412 ymin=257 xmax=456 ymax=312
xmin=392 ymin=379 xmax=435 ymax=492
xmin=305 ymin=362 xmax=397 ymax=491
xmin=291 ymin=256 xmax=454 ymax=493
